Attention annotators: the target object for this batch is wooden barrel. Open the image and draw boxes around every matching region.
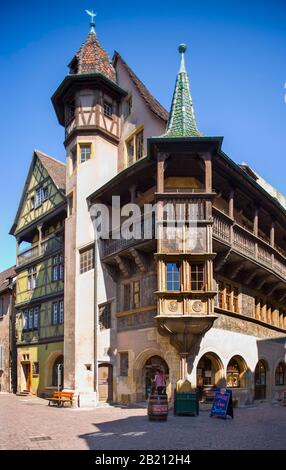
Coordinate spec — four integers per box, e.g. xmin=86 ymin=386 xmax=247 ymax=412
xmin=147 ymin=394 xmax=168 ymax=421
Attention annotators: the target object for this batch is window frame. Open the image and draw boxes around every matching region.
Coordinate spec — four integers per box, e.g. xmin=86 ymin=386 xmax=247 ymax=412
xmin=79 ymin=246 xmax=95 ymax=274
xmin=190 ymin=263 xmax=205 ymax=291
xmin=103 ymin=101 xmax=113 ymax=118
xmin=275 ymin=362 xmax=285 ymax=386
xmin=166 ymin=262 xmax=181 ymax=292
xmin=52 ymin=300 xmax=64 ymax=326
xmin=79 ymin=144 xmax=92 ymax=164
xmin=125 ymin=127 xmax=144 ymax=167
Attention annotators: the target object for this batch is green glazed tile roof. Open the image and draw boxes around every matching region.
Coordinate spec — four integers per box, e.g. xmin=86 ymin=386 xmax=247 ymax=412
xmin=164 ymin=44 xmax=202 ymax=138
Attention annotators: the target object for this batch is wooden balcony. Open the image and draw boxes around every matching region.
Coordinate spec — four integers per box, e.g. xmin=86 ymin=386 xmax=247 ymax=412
xmin=17 ymin=235 xmax=63 ymax=267
xmin=213 ymin=208 xmax=286 ymax=280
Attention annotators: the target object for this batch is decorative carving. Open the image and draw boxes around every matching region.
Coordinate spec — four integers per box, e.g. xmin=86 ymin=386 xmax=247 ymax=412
xmin=168 ymin=301 xmax=178 ymax=313
xmin=130 ymin=248 xmax=148 ymax=273
xmin=192 ymin=301 xmax=203 ymax=313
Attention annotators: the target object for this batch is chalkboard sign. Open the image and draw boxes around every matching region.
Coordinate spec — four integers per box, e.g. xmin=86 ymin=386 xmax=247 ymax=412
xmin=210 ymin=388 xmax=234 ymax=419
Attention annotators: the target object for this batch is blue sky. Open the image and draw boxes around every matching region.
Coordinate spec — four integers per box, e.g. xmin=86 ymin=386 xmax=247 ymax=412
xmin=0 ymin=0 xmax=285 ymax=271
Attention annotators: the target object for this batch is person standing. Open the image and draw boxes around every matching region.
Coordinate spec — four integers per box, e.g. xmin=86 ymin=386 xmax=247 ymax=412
xmin=153 ymin=369 xmax=166 ymax=395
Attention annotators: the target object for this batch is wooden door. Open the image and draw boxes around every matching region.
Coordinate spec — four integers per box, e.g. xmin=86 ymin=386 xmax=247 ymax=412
xmin=23 ymin=363 xmax=31 ymax=391
xmin=98 ymin=364 xmax=113 ymax=402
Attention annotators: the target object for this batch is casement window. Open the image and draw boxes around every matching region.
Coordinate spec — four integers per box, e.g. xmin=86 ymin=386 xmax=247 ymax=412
xmin=133 ymin=281 xmax=140 ymax=308
xmin=123 ymin=284 xmax=131 ymax=311
xmin=103 ymin=101 xmax=113 ymax=118
xmin=0 ymin=345 xmax=4 ymax=370
xmin=79 ymin=246 xmax=94 ymax=274
xmin=30 ymin=196 xmax=35 ymax=211
xmin=35 ymin=186 xmax=48 ymax=207
xmin=190 ymin=263 xmax=205 ymax=291
xmin=166 ymin=263 xmax=181 ymax=291
xmin=99 ymin=302 xmax=112 ymax=330
xmin=80 ymin=144 xmax=91 ymax=163
xmin=126 ymin=128 xmax=144 ymax=166
xmin=119 ymin=352 xmax=129 ymax=377
xmin=27 ymin=266 xmax=37 ymax=290
xmin=23 ymin=307 xmax=39 ymax=331
xmin=52 ymin=254 xmax=64 ymax=281
xmin=0 ymin=298 xmax=4 ymax=318
xmin=66 ymin=99 xmax=76 ymax=123
xmin=52 ymin=300 xmax=64 ymax=325
xmin=124 ymin=96 xmax=132 ymax=119
xmin=275 ymin=362 xmax=285 ymax=386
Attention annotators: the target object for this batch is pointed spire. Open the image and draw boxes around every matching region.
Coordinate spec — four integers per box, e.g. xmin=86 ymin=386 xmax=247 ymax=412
xmin=68 ymin=11 xmax=116 ymax=82
xmin=164 ymin=44 xmax=202 ymax=138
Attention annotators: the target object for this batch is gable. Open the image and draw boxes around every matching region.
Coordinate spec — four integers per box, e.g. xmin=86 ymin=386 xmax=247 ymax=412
xmin=13 ymin=156 xmax=66 ymax=235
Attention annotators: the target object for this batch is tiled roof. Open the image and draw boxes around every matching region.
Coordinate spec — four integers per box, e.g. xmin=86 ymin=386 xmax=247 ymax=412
xmin=69 ymin=31 xmax=116 ymax=82
xmin=35 ymin=151 xmax=66 ymax=194
xmin=0 ymin=266 xmax=16 ymax=293
xmin=164 ymin=45 xmax=202 ymax=137
xmin=113 ymin=52 xmax=169 ymax=122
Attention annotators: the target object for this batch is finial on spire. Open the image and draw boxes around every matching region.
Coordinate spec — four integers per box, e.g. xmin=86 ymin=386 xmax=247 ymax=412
xmin=179 ymin=43 xmax=187 ymax=73
xmin=85 ymin=9 xmax=97 ymax=33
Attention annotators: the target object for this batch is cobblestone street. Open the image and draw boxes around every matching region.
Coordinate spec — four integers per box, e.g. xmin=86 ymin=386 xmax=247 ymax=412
xmin=0 ymin=393 xmax=286 ymax=450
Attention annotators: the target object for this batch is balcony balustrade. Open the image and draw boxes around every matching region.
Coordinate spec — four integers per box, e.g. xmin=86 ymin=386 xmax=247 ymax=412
xmin=17 ymin=235 xmax=63 ymax=267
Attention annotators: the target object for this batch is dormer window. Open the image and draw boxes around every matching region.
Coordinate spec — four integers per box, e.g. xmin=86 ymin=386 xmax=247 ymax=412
xmin=104 ymin=101 xmax=113 ymax=118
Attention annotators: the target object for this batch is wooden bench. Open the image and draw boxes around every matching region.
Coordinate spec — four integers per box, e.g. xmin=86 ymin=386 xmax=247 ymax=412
xmin=47 ymin=391 xmax=74 ymax=408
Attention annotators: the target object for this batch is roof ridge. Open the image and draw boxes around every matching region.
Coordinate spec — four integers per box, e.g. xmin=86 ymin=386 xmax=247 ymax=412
xmin=113 ymin=52 xmax=168 ymax=122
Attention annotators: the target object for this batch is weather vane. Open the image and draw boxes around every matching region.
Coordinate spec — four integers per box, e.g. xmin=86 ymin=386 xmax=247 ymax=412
xmin=85 ymin=9 xmax=97 ymax=33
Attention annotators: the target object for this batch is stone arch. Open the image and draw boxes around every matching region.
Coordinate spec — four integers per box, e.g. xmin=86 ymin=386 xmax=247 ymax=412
xmin=226 ymin=355 xmax=248 ymax=389
xmin=254 ymin=358 xmax=270 ymax=400
xmin=133 ymin=348 xmax=170 ymax=401
xmin=45 ymin=350 xmax=63 ymax=388
xmin=274 ymin=358 xmax=286 ymax=386
xmin=196 ymin=351 xmax=225 ymax=389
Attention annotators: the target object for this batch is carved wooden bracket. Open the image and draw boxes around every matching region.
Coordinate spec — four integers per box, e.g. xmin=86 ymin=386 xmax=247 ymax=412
xmin=130 ymin=248 xmax=148 ymax=273
xmin=114 ymin=255 xmax=131 ymax=278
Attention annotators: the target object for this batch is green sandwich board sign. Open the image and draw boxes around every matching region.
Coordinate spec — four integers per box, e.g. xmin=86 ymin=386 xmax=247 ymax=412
xmin=210 ymin=388 xmax=234 ymax=419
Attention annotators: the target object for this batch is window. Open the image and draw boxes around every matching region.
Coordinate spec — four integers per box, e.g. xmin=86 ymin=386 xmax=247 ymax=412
xmin=28 ymin=266 xmax=37 ymax=290
xmin=66 ymin=100 xmax=76 ymax=123
xmin=190 ymin=263 xmax=205 ymax=291
xmin=123 ymin=284 xmax=131 ymax=311
xmin=30 ymin=196 xmax=35 ymax=211
xmin=67 ymin=193 xmax=74 ymax=217
xmin=0 ymin=298 xmax=3 ymax=319
xmin=43 ymin=187 xmax=49 ymax=201
xmin=275 ymin=362 xmax=285 ymax=386
xmin=23 ymin=307 xmax=39 ymax=331
xmin=32 ymin=362 xmax=40 ymax=376
xmin=103 ymin=101 xmax=113 ymax=118
xmin=227 ymin=359 xmax=240 ymax=388
xmin=166 ymin=263 xmax=180 ymax=291
xmin=126 ymin=128 xmax=144 ymax=166
xmin=136 ymin=131 xmax=144 ymax=161
xmin=80 ymin=246 xmax=94 ymax=274
xmin=52 ymin=300 xmax=64 ymax=325
xmin=119 ymin=352 xmax=129 ymax=377
xmin=124 ymin=96 xmax=132 ymax=119
xmin=99 ymin=302 xmax=111 ymax=330
xmin=23 ymin=311 xmax=28 ymax=331
xmin=36 ymin=187 xmax=43 ymax=207
xmin=71 ymin=148 xmax=77 ymax=174
xmin=80 ymin=144 xmax=91 ymax=163
xmin=52 ymin=254 xmax=64 ymax=282
xmin=133 ymin=281 xmax=140 ymax=308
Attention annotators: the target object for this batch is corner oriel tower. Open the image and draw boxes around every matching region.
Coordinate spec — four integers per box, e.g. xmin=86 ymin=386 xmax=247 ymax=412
xmin=151 ymin=45 xmax=221 ymax=382
xmin=52 ymin=13 xmax=127 ymax=406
